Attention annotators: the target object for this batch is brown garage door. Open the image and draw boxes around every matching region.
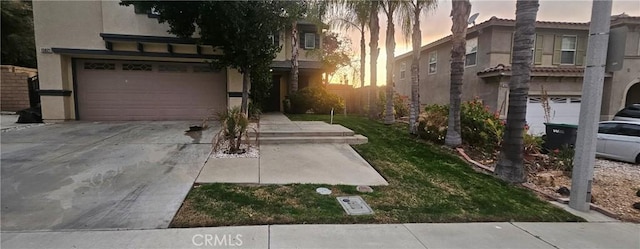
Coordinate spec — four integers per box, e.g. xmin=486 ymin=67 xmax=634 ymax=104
xmin=76 ymin=60 xmax=226 ymax=121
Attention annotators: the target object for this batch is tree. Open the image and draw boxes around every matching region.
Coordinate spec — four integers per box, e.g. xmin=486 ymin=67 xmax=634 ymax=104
xmin=380 ymin=0 xmax=408 ymax=124
xmin=320 ymin=32 xmax=352 ymax=84
xmin=406 ymin=0 xmax=437 ymax=134
xmin=120 ymin=1 xmax=288 ymax=114
xmin=495 ymin=0 xmax=539 ymax=183
xmin=369 ymin=1 xmax=381 ymax=119
xmin=444 ymin=0 xmax=471 ymax=147
xmin=329 ymin=0 xmax=369 ymax=95
xmin=1 ymin=0 xmax=37 ymax=68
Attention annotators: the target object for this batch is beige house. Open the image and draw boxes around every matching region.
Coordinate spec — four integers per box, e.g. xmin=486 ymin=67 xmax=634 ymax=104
xmin=394 ymin=15 xmax=640 ymax=134
xmin=33 ymin=1 xmax=323 ymax=122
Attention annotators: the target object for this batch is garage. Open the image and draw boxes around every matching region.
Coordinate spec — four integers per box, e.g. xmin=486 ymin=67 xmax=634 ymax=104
xmin=526 ymin=96 xmax=582 ymax=135
xmin=75 ymin=60 xmax=226 ymax=121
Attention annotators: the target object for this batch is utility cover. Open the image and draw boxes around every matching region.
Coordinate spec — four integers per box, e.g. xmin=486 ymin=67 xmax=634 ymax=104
xmin=316 ymin=187 xmax=332 ymax=195
xmin=336 ymin=196 xmax=374 ymax=215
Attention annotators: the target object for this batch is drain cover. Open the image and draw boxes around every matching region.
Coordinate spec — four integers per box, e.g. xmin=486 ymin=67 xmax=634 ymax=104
xmin=336 ymin=196 xmax=374 ymax=215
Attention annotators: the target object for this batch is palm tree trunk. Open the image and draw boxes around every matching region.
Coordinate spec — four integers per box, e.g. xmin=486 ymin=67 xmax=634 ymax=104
xmin=290 ymin=20 xmax=299 ymax=94
xmin=383 ymin=7 xmax=396 ymax=125
xmin=495 ymin=0 xmax=539 ymax=184
xmin=369 ymin=2 xmax=379 ymax=119
xmin=409 ymin=6 xmax=421 ymax=134
xmin=241 ymin=68 xmax=250 ymax=115
xmin=444 ymin=0 xmax=471 ymax=147
xmin=360 ymin=27 xmax=366 ymax=91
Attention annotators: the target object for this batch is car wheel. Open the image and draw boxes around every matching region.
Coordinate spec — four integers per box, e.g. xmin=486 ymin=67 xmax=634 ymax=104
xmin=636 ymin=153 xmax=640 ymax=164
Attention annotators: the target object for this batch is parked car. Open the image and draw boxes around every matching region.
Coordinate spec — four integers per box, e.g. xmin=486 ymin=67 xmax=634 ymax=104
xmin=613 ymin=103 xmax=640 ymax=122
xmin=597 ymin=121 xmax=640 ymax=164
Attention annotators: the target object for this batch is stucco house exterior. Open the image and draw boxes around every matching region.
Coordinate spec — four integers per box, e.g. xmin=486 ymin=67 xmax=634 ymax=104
xmin=33 ymin=1 xmax=323 ymax=122
xmin=394 ymin=15 xmax=640 ymax=134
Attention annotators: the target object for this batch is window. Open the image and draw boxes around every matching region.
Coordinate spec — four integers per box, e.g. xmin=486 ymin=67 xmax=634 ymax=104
xmin=618 ymin=124 xmax=640 ymax=137
xmin=158 ymin=64 xmax=188 ymax=72
xmin=528 ymin=97 xmax=542 ymax=103
xmin=399 ymin=62 xmax=406 ymax=80
xmin=84 ymin=62 xmax=115 ymax=70
xmin=598 ymin=123 xmax=619 ymax=134
xmin=561 ymin=36 xmax=577 ymax=64
xmin=465 ymin=38 xmax=478 ymax=66
xmin=304 ymin=33 xmax=316 ymax=49
xmin=428 ymin=51 xmax=437 ymax=74
xmin=122 ymin=63 xmax=152 ymax=71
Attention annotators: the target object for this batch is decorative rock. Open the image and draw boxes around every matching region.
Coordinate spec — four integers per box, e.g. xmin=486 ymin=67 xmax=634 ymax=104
xmin=556 ymin=186 xmax=570 ymax=196
xmin=356 ymin=185 xmax=373 ymax=193
xmin=633 ymin=202 xmax=640 ymax=210
xmin=316 ymin=187 xmax=332 ymax=195
xmin=636 ymin=189 xmax=640 ymax=197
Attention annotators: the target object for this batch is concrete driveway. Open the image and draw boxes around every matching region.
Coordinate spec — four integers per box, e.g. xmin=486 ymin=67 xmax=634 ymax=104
xmin=1 ymin=121 xmax=215 ymax=231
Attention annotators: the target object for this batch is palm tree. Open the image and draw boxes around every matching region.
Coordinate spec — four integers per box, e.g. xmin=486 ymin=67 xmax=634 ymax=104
xmin=495 ymin=0 xmax=539 ymax=183
xmin=444 ymin=0 xmax=471 ymax=147
xmin=380 ymin=0 xmax=408 ymax=125
xmin=406 ymin=0 xmax=438 ymax=134
xmin=329 ymin=1 xmax=370 ymax=98
xmin=369 ymin=1 xmax=381 ymax=119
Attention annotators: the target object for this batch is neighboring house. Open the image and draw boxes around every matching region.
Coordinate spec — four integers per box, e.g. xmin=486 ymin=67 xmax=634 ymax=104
xmin=394 ymin=15 xmax=640 ymax=134
xmin=32 ymin=1 xmax=322 ymax=121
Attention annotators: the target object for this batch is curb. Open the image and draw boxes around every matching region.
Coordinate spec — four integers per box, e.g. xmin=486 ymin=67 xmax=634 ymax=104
xmin=455 ymin=148 xmax=621 ymax=221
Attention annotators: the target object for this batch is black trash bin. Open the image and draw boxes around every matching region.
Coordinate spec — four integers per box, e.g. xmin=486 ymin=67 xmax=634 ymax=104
xmin=543 ymin=123 xmax=578 ymax=151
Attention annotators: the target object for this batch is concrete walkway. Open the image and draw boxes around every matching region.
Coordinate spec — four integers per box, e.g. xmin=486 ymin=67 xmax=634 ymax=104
xmin=196 ymin=113 xmax=388 ymax=186
xmin=2 ymin=222 xmax=637 ymax=248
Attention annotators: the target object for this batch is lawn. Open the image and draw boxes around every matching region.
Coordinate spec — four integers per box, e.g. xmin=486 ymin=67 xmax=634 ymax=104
xmin=170 ymin=114 xmax=582 ymax=227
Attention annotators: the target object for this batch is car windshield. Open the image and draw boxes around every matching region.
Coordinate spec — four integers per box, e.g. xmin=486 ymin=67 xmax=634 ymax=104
xmin=615 ymin=104 xmax=640 ymax=118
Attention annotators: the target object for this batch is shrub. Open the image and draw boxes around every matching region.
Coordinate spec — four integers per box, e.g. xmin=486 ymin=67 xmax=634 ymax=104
xmin=552 ymin=145 xmax=575 ymax=172
xmin=417 ymin=104 xmax=448 ymax=143
xmin=417 ymin=99 xmax=505 ymax=153
xmin=376 ymin=91 xmax=410 ymax=119
xmin=523 ymin=132 xmax=543 ymax=155
xmin=213 ymin=107 xmax=251 ymax=154
xmin=287 ymin=86 xmax=344 ymax=114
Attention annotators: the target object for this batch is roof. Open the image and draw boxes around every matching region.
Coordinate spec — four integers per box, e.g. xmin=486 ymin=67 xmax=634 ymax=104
xmin=476 ymin=64 xmax=612 ymax=78
xmin=395 ymin=14 xmax=639 ymax=61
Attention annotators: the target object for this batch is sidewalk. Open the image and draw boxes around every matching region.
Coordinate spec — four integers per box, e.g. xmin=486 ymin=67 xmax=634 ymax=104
xmin=2 ymin=222 xmax=638 ymax=248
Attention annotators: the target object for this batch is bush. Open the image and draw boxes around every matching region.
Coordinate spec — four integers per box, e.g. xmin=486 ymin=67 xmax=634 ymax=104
xmin=287 ymin=86 xmax=344 ymax=114
xmin=417 ymin=99 xmax=505 ymax=152
xmin=417 ymin=104 xmax=448 ymax=143
xmin=377 ymin=91 xmax=409 ymax=119
xmin=461 ymin=98 xmax=503 ymax=152
xmin=213 ymin=107 xmax=250 ymax=154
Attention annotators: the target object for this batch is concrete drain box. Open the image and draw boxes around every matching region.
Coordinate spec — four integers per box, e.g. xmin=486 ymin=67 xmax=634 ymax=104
xmin=337 ymin=196 xmax=373 ymax=215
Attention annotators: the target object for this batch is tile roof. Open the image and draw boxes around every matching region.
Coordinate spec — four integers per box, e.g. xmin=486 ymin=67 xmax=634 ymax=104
xmin=477 ymin=65 xmax=585 ymax=75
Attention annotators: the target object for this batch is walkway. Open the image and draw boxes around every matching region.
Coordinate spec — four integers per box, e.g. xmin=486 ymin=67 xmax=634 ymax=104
xmin=2 ymin=222 xmax=637 ymax=248
xmin=195 ymin=113 xmax=388 ymax=186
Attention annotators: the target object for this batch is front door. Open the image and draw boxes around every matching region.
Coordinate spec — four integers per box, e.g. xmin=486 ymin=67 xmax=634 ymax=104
xmin=264 ymin=75 xmax=281 ymax=112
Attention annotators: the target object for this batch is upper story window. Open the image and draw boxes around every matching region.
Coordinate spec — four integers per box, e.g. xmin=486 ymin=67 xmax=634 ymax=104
xmin=428 ymin=51 xmax=437 ymax=74
xmin=400 ymin=62 xmax=406 ymax=79
xmin=304 ymin=33 xmax=316 ymax=49
xmin=561 ymin=36 xmax=577 ymax=64
xmin=465 ymin=37 xmax=478 ymax=67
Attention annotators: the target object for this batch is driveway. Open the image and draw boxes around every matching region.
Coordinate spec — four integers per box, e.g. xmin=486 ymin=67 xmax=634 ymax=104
xmin=1 ymin=121 xmax=215 ymax=231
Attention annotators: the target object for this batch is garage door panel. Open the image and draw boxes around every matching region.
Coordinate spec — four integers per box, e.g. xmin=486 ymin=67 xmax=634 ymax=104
xmin=526 ymin=96 xmax=581 ymax=135
xmin=76 ymin=60 xmax=226 ymax=121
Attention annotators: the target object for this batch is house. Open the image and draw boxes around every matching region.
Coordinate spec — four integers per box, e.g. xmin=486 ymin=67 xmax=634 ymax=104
xmin=32 ymin=1 xmax=323 ymax=122
xmin=394 ymin=15 xmax=640 ymax=134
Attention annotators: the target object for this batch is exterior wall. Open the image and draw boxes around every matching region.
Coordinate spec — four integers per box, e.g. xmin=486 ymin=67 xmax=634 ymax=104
xmin=0 ymin=65 xmax=37 ymax=112
xmin=227 ymin=68 xmax=243 ymax=109
xmin=605 ymin=24 xmax=640 ymax=119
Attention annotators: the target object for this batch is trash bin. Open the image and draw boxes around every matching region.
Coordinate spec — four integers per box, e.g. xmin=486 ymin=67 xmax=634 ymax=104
xmin=543 ymin=123 xmax=578 ymax=151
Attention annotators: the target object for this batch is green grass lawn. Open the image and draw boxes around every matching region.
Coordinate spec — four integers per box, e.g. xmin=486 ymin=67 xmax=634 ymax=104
xmin=170 ymin=114 xmax=582 ymax=227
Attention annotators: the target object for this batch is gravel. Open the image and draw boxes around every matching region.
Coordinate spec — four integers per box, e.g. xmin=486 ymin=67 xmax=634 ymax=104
xmin=211 ymin=142 xmax=259 ymax=159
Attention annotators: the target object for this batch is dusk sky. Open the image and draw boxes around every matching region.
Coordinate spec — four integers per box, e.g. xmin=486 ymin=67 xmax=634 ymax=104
xmin=329 ymin=0 xmax=640 ymax=86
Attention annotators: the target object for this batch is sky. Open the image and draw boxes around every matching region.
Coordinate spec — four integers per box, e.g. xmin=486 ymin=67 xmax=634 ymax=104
xmin=328 ymin=0 xmax=640 ymax=86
